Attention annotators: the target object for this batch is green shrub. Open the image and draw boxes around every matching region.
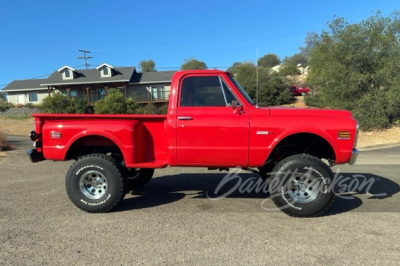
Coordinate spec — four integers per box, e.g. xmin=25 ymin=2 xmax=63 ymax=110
xmin=65 ymin=97 xmax=90 ymax=114
xmin=0 ymin=102 xmax=14 ymax=112
xmin=41 ymin=93 xmax=89 ymax=114
xmin=94 ymin=89 xmax=140 ymax=114
xmin=279 ymin=64 xmax=301 ymax=76
xmin=25 ymin=103 xmax=40 ymax=108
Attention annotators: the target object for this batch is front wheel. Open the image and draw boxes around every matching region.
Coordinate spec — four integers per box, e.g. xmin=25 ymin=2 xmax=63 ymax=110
xmin=65 ymin=154 xmax=125 ymax=213
xmin=269 ymin=154 xmax=335 ymax=217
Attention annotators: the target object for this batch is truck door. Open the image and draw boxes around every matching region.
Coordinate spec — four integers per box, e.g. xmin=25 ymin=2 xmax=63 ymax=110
xmin=176 ymin=75 xmax=249 ymax=167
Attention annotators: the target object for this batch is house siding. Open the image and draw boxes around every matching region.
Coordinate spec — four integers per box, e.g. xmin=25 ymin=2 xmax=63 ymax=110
xmin=7 ymin=90 xmax=48 ymax=105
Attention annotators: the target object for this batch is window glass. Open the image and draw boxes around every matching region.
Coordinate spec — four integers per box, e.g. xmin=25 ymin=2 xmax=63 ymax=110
xmin=70 ymin=90 xmax=78 ymax=98
xmin=103 ymin=67 xmax=109 ymax=76
xmin=221 ymin=79 xmax=239 ymax=106
xmin=64 ymin=69 xmax=70 ymax=78
xmin=97 ymin=89 xmax=105 ymax=100
xmin=28 ymin=93 xmax=38 ymax=102
xmin=180 ymin=76 xmax=228 ymax=107
xmin=228 ymin=74 xmax=255 ymax=105
xmin=151 ymin=86 xmax=168 ymax=101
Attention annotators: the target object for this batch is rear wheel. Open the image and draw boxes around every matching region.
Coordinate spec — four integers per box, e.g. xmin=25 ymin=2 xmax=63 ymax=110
xmin=65 ymin=154 xmax=125 ymax=213
xmin=125 ymin=168 xmax=154 ymax=191
xmin=269 ymin=154 xmax=335 ymax=217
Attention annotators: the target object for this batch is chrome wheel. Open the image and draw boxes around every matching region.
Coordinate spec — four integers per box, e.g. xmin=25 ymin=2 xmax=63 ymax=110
xmin=79 ymin=170 xmax=108 ymax=200
xmin=287 ymin=173 xmax=320 ymax=204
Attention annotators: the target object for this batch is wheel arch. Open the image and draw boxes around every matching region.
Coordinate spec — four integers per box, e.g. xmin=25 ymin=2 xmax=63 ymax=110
xmin=265 ymin=132 xmax=336 ymax=166
xmin=65 ymin=134 xmax=124 ymax=161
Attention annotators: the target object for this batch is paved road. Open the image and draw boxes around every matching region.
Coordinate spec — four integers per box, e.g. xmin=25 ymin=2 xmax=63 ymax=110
xmin=1 ymin=136 xmax=400 ymax=265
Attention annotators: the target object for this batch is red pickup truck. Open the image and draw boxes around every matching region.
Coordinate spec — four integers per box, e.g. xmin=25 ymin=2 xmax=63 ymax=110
xmin=290 ymin=85 xmax=310 ymax=96
xmin=28 ymin=70 xmax=359 ymax=217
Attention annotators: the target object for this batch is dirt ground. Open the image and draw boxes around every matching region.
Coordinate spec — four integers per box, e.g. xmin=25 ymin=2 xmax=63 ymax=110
xmin=1 ymin=115 xmax=399 ymax=150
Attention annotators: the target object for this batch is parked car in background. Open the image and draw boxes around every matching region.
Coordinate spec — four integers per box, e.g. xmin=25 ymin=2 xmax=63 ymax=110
xmin=290 ymin=85 xmax=309 ymax=96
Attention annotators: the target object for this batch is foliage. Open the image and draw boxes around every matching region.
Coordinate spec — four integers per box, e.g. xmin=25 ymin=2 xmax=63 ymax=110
xmin=0 ymin=102 xmax=14 ymax=112
xmin=230 ymin=62 xmax=292 ymax=106
xmin=136 ymin=103 xmax=168 ymax=115
xmin=95 ymin=89 xmax=131 ymax=114
xmin=306 ymin=12 xmax=400 ymax=130
xmin=181 ymin=58 xmax=207 ymax=70
xmin=24 ymin=103 xmax=40 ymax=108
xmin=139 ymin=60 xmax=156 ymax=72
xmin=41 ymin=92 xmax=89 ymax=114
xmin=66 ymin=97 xmax=90 ymax=114
xmin=258 ymin=53 xmax=280 ymax=68
xmin=279 ymin=64 xmax=301 ymax=76
xmin=282 ymin=53 xmax=308 ymax=67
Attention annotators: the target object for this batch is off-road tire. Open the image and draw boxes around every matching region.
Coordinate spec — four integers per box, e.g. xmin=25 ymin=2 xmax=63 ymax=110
xmin=125 ymin=168 xmax=154 ymax=191
xmin=65 ymin=153 xmax=125 ymax=213
xmin=269 ymin=154 xmax=335 ymax=217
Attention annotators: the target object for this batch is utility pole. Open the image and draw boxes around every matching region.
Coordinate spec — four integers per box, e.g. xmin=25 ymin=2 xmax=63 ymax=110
xmin=78 ymin=49 xmax=93 ymax=69
xmin=256 ymin=48 xmax=259 ymax=104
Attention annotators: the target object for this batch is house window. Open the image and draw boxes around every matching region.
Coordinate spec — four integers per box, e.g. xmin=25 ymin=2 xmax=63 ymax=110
xmin=70 ymin=90 xmax=78 ymax=98
xmin=28 ymin=93 xmax=38 ymax=102
xmin=103 ymin=67 xmax=109 ymax=76
xmin=151 ymin=86 xmax=167 ymax=101
xmin=97 ymin=89 xmax=106 ymax=100
xmin=64 ymin=69 xmax=70 ymax=78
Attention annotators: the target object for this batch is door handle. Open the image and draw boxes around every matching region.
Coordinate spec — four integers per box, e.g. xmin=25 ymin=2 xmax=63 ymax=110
xmin=178 ymin=116 xmax=193 ymax=120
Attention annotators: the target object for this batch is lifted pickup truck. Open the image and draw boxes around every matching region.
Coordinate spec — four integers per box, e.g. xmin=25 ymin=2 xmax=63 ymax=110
xmin=28 ymin=70 xmax=359 ymax=217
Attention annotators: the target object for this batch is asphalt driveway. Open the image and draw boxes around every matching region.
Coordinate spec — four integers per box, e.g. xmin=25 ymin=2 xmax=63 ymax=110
xmin=1 ymin=136 xmax=399 ymax=265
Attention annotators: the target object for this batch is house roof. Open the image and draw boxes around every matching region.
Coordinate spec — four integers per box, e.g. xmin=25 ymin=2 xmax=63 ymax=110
xmin=1 ymin=79 xmax=49 ymax=92
xmin=42 ymin=67 xmax=137 ymax=86
xmin=96 ymin=63 xmax=114 ymax=70
xmin=131 ymin=71 xmax=176 ymax=84
xmin=58 ymin=65 xmax=76 ymax=72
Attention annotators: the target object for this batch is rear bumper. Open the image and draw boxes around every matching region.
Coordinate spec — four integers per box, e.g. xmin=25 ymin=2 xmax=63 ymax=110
xmin=349 ymin=149 xmax=359 ymax=165
xmin=27 ymin=149 xmax=45 ymax=163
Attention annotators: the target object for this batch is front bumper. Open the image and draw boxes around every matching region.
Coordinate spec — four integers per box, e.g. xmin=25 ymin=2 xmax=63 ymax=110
xmin=27 ymin=149 xmax=45 ymax=163
xmin=349 ymin=149 xmax=359 ymax=165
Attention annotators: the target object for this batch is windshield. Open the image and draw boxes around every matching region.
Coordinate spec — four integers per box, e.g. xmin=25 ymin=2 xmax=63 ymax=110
xmin=228 ymin=74 xmax=255 ymax=105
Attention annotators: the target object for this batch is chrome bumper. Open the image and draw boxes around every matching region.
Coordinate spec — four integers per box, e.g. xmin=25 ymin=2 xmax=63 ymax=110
xmin=349 ymin=149 xmax=359 ymax=165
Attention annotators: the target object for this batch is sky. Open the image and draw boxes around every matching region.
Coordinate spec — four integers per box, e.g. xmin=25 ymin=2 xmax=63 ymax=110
xmin=0 ymin=0 xmax=399 ymax=89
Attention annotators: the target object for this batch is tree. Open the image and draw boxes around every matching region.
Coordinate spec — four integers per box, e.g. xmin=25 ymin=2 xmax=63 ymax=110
xmin=139 ymin=60 xmax=156 ymax=72
xmin=279 ymin=64 xmax=301 ymax=76
xmin=306 ymin=12 xmax=400 ymax=130
xmin=258 ymin=53 xmax=280 ymax=68
xmin=282 ymin=53 xmax=308 ymax=67
xmin=229 ymin=62 xmax=292 ymax=106
xmin=181 ymin=58 xmax=207 ymax=70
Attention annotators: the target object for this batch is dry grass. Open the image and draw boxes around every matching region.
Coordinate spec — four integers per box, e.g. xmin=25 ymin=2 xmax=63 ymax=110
xmin=0 ymin=117 xmax=35 ymax=137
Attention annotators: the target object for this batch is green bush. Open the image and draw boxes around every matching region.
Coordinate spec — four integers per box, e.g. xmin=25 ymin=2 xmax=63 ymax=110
xmin=279 ymin=64 xmax=301 ymax=76
xmin=94 ymin=89 xmax=139 ymax=114
xmin=65 ymin=97 xmax=90 ymax=114
xmin=25 ymin=103 xmax=40 ymax=108
xmin=352 ymin=97 xmax=390 ymax=130
xmin=0 ymin=102 xmax=14 ymax=112
xmin=41 ymin=93 xmax=89 ymax=114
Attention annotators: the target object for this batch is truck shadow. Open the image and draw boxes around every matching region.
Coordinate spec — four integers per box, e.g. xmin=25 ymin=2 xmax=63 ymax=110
xmin=117 ymin=172 xmax=400 ymax=215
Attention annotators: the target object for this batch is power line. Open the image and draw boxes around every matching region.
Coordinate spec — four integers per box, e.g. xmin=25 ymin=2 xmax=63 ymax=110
xmin=78 ymin=49 xmax=93 ymax=69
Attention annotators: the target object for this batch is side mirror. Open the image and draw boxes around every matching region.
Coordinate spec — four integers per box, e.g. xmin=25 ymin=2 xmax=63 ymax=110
xmin=231 ymin=100 xmax=238 ymax=109
xmin=231 ymin=100 xmax=243 ymax=114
